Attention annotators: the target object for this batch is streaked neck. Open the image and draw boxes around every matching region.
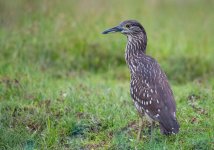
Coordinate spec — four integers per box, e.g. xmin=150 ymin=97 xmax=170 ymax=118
xmin=125 ymin=33 xmax=147 ymax=62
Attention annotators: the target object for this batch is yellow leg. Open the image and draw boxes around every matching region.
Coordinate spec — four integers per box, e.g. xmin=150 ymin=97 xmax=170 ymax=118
xmin=137 ymin=117 xmax=143 ymax=141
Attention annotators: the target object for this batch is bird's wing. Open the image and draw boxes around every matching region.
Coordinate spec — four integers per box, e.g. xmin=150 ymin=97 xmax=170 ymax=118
xmin=131 ymin=55 xmax=179 ymax=134
xmin=133 ymin=55 xmax=176 ymax=121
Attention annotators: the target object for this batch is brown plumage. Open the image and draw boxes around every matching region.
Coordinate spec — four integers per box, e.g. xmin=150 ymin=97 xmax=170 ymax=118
xmin=102 ymin=20 xmax=179 ymax=136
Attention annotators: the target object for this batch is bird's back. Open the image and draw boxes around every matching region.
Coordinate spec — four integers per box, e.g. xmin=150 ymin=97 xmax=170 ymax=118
xmin=129 ymin=54 xmax=179 ymax=134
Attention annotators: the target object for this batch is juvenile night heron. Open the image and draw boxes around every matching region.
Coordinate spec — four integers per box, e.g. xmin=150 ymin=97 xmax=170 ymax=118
xmin=102 ymin=20 xmax=179 ymax=138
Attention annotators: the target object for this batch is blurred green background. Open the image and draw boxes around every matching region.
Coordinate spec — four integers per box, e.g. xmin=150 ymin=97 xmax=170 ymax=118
xmin=0 ymin=0 xmax=214 ymax=149
xmin=1 ymin=0 xmax=214 ymax=83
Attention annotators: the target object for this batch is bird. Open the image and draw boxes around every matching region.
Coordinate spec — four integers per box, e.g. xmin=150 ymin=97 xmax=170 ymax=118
xmin=102 ymin=20 xmax=179 ymax=139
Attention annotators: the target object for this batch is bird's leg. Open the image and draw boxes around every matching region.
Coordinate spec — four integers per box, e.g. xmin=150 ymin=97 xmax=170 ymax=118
xmin=148 ymin=121 xmax=155 ymax=134
xmin=149 ymin=121 xmax=155 ymax=141
xmin=137 ymin=117 xmax=143 ymax=141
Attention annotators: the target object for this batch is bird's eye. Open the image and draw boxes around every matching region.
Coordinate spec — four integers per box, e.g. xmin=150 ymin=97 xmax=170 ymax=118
xmin=125 ymin=24 xmax=131 ymax=28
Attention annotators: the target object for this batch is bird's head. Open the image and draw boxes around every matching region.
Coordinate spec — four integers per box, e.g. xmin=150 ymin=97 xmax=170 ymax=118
xmin=102 ymin=20 xmax=146 ymax=37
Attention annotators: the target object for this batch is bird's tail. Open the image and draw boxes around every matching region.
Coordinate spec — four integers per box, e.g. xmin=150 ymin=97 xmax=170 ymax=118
xmin=159 ymin=114 xmax=180 ymax=135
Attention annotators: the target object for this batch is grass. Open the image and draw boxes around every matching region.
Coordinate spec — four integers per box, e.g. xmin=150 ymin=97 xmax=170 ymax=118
xmin=0 ymin=0 xmax=214 ymax=149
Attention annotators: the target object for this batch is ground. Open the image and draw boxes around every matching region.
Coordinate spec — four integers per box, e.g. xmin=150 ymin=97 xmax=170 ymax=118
xmin=0 ymin=0 xmax=214 ymax=149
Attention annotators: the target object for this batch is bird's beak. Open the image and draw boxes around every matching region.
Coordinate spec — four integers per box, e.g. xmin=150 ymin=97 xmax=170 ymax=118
xmin=102 ymin=26 xmax=123 ymax=34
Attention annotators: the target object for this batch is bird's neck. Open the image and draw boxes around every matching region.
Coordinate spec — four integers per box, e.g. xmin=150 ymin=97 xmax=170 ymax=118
xmin=125 ymin=34 xmax=147 ymax=66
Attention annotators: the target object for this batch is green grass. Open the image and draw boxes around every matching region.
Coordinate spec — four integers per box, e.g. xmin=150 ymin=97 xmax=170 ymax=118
xmin=0 ymin=0 xmax=214 ymax=149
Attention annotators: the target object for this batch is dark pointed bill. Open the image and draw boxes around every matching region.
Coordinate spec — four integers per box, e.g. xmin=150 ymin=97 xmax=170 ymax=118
xmin=102 ymin=26 xmax=123 ymax=34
